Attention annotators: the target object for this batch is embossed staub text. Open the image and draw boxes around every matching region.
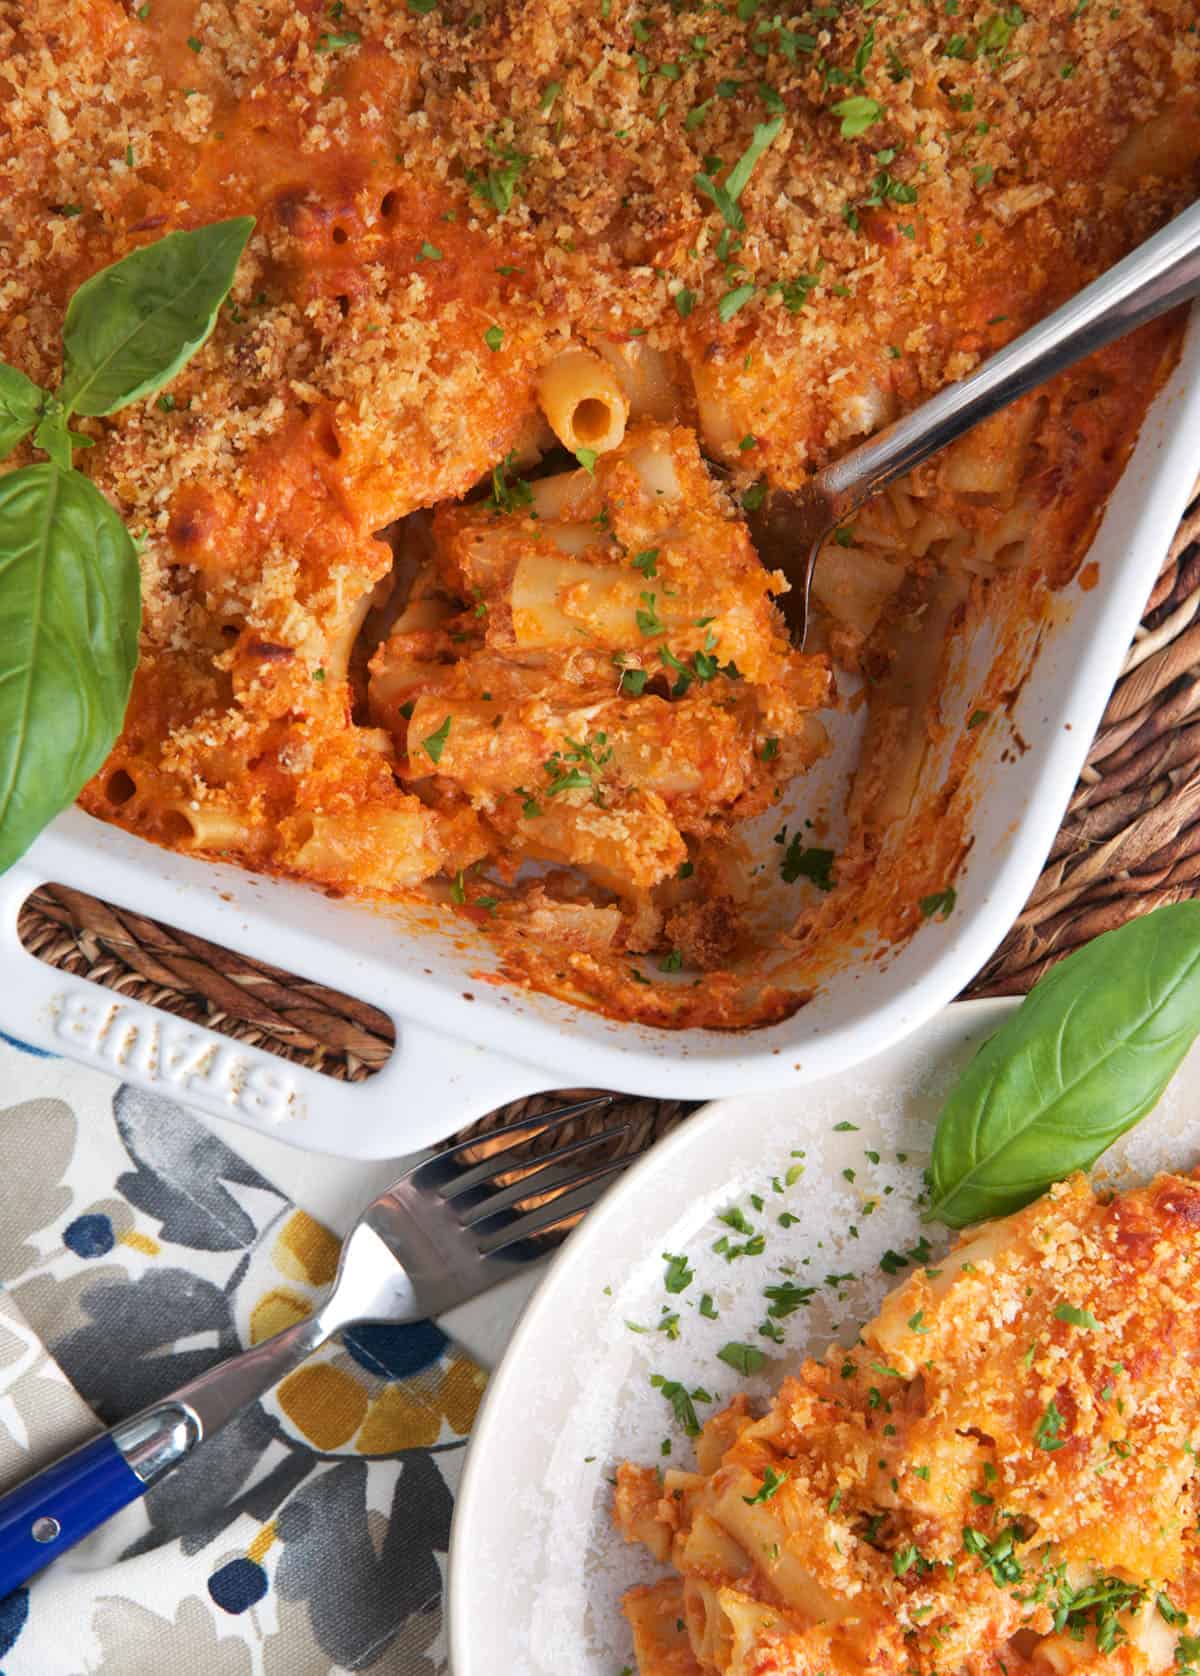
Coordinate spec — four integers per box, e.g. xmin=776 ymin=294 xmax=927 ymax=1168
xmin=49 ymin=984 xmax=301 ymax=1122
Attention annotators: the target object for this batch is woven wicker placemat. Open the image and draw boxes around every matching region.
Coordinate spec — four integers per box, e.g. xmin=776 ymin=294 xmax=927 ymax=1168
xmin=15 ymin=475 xmax=1199 ymax=1147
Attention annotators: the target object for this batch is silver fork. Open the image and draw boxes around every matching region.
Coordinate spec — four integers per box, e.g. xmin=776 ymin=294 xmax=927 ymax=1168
xmin=752 ymin=197 xmax=1200 ymax=647
xmin=0 ymin=1092 xmax=641 ymax=1592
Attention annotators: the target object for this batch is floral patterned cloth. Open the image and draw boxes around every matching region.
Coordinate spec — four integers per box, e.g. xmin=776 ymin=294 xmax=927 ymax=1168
xmin=0 ymin=1033 xmax=484 ymax=1674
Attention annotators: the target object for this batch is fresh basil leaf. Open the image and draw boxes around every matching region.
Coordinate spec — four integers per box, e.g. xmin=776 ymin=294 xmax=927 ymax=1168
xmin=32 ymin=406 xmax=74 ymax=470
xmin=928 ymin=905 xmax=1200 ymax=1227
xmin=59 ymin=217 xmax=255 ymax=416
xmin=0 ymin=464 xmax=140 ymax=872
xmin=0 ymin=364 xmax=46 ymax=456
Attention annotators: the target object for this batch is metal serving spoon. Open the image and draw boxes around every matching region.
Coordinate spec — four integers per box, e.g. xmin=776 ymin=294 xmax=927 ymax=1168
xmin=751 ymin=198 xmax=1200 ymax=646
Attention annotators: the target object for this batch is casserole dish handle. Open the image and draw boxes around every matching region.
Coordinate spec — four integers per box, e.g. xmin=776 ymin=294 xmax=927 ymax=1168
xmin=0 ymin=864 xmax=553 ymax=1159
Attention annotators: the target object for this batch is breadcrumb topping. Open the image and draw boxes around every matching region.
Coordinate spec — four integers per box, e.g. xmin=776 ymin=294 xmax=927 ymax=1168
xmin=1 ymin=0 xmax=1195 ymax=1026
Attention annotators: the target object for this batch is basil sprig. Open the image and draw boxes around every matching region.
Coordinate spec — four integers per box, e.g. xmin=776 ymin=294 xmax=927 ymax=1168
xmin=0 ymin=367 xmax=44 ymax=457
xmin=0 ymin=218 xmax=254 ymax=874
xmin=928 ymin=904 xmax=1200 ymax=1227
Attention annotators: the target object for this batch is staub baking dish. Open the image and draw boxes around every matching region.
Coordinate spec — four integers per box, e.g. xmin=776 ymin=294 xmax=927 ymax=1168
xmin=2 ymin=314 xmax=1198 ymax=1162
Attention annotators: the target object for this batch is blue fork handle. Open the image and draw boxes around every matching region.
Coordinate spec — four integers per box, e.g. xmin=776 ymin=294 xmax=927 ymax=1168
xmin=0 ymin=1433 xmax=144 ymax=1593
xmin=0 ymin=1310 xmax=337 ymax=1594
xmin=0 ymin=1403 xmax=201 ymax=1594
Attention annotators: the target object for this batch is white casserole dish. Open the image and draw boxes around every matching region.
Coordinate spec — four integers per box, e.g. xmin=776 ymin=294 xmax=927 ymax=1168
xmin=1 ymin=312 xmax=1197 ymax=1162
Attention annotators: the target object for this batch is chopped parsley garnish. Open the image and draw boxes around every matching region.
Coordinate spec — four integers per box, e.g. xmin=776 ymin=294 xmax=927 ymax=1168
xmin=543 ymin=763 xmax=590 ymax=796
xmin=663 ymin=1252 xmax=694 ymax=1293
xmin=660 ymin=638 xmax=739 ymax=697
xmin=483 ymin=324 xmax=504 ymax=351
xmin=316 ymin=28 xmax=361 ymax=48
xmin=674 ymin=286 xmax=696 ymax=318
xmin=780 ymin=836 xmax=836 ymax=890
xmin=417 ymin=240 xmax=443 ymax=260
xmin=743 ymin=1466 xmax=788 ymax=1504
xmin=1177 ymin=1633 xmax=1200 ymax=1671
xmin=725 ymin=115 xmax=783 ymax=198
xmin=659 ymin=948 xmax=683 ymax=973
xmin=963 ymin=1523 xmax=1023 ymax=1585
xmin=1054 ymin=1302 xmax=1100 ymax=1329
xmin=864 ymin=167 xmax=918 ymax=207
xmin=468 ymin=144 xmax=528 ymax=216
xmin=632 ymin=548 xmax=660 ymax=577
xmin=615 ymin=658 xmax=649 ymax=696
xmin=699 ymin=1292 xmax=718 ymax=1318
xmin=774 ymin=272 xmax=819 ymax=312
xmin=693 ymin=115 xmax=783 ymax=231
xmin=831 ymin=94 xmax=884 ymax=137
xmin=541 ymin=733 xmax=611 ymax=802
xmin=636 ymin=593 xmax=665 ymax=636
xmin=576 ymin=446 xmax=598 ymax=473
xmin=967 ymin=707 xmax=991 ymax=728
xmin=718 ymin=283 xmax=756 ymax=322
xmin=487 ymin=450 xmax=534 ymax=513
xmin=980 ymin=4 xmax=1025 ymax=57
xmin=650 ymin=1374 xmax=708 ymax=1435
xmin=421 ymin=715 xmax=452 ymax=764
xmin=1055 ymin=1576 xmax=1145 ymax=1653
xmin=717 ymin=1341 xmax=765 ymax=1375
xmin=713 ymin=1231 xmax=765 ymax=1260
xmin=515 ymin=785 xmax=542 ymax=818
xmin=763 ymin=1281 xmax=815 ymax=1317
xmin=920 ymin=887 xmax=957 ymax=920
xmin=1034 ymin=1398 xmax=1069 ymax=1451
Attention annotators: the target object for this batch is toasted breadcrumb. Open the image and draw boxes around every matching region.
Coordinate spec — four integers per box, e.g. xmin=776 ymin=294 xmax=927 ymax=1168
xmin=1 ymin=0 xmax=1195 ymax=1026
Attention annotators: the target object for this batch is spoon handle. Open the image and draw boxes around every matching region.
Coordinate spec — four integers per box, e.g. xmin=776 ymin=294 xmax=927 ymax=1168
xmin=820 ymin=198 xmax=1200 ymax=518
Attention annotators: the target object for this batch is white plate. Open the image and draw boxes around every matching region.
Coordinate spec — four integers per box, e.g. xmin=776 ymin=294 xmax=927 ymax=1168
xmin=448 ymin=996 xmax=1200 ymax=1675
